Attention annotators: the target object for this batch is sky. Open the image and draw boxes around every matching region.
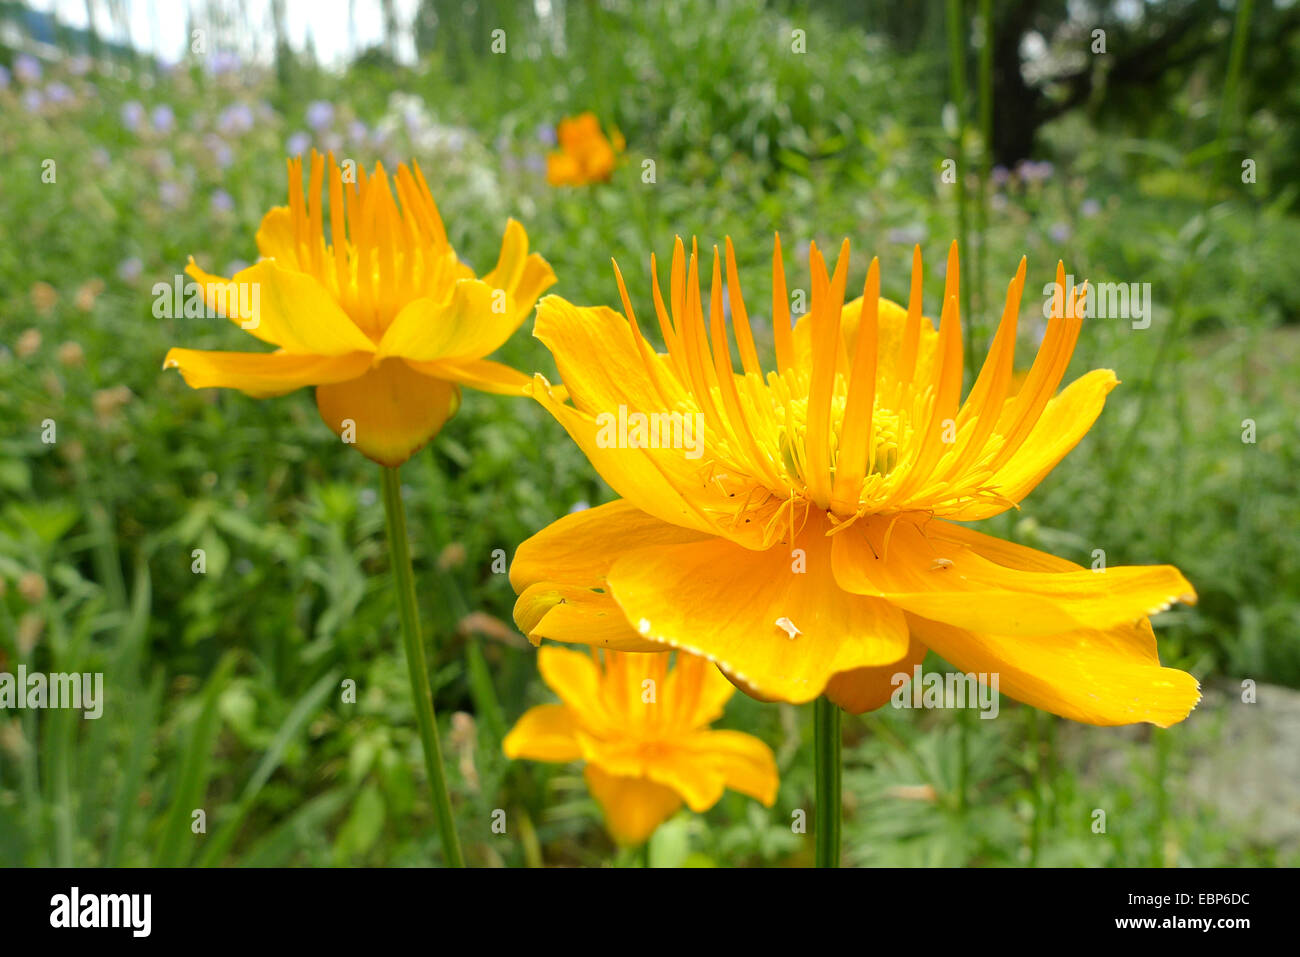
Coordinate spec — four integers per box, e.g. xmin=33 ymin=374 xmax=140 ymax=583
xmin=29 ymin=0 xmax=424 ymax=67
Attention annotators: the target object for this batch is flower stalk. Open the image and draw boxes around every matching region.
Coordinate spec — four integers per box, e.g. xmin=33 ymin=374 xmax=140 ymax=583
xmin=380 ymin=466 xmax=464 ymax=868
xmin=813 ymin=696 xmax=842 ymax=868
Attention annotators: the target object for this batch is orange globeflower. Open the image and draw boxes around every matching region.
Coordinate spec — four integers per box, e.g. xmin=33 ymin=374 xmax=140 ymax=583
xmin=510 ymin=237 xmax=1200 ymax=727
xmin=164 ymin=150 xmax=556 ymax=466
xmin=546 ymin=112 xmax=624 ymax=186
xmin=504 ymin=646 xmax=779 ymax=846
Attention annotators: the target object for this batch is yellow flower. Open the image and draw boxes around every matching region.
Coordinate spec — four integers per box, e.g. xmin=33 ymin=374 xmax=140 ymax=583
xmin=511 ymin=237 xmax=1200 ymax=727
xmin=504 ymin=646 xmax=778 ymax=845
xmin=546 ymin=112 xmax=623 ymax=186
xmin=164 ymin=150 xmax=556 ymax=466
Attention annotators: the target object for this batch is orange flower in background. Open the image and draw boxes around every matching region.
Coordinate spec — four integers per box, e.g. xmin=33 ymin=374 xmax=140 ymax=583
xmin=164 ymin=150 xmax=556 ymax=466
xmin=546 ymin=112 xmax=624 ymax=186
xmin=510 ymin=237 xmax=1200 ymax=727
xmin=504 ymin=646 xmax=778 ymax=845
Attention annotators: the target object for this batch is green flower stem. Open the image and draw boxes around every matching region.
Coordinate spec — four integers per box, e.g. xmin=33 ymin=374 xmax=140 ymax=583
xmin=813 ymin=696 xmax=842 ymax=868
xmin=945 ymin=0 xmax=973 ymax=382
xmin=380 ymin=466 xmax=465 ymax=868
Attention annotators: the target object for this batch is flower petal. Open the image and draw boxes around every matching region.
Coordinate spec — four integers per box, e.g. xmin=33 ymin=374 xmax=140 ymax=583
xmin=530 ymin=297 xmax=759 ymax=540
xmin=406 ymin=356 xmax=532 ymax=396
xmin=514 ymin=581 xmax=662 ymax=651
xmin=532 ymin=296 xmax=686 ymax=421
xmin=184 ymin=259 xmax=374 ymax=355
xmin=677 ymin=729 xmax=779 ymax=806
xmin=663 ymin=652 xmax=735 ymax=729
xmin=502 ymin=704 xmax=582 ymax=762
xmin=559 ymin=112 xmax=602 ymax=149
xmin=906 ymin=612 xmax=1200 ymax=727
xmin=410 ymin=355 xmax=570 ymax=401
xmin=253 ymin=206 xmax=301 ymax=268
xmin=833 ymin=295 xmax=941 ymax=391
xmin=583 ymin=726 xmax=777 ymax=813
xmin=583 ymin=765 xmax=682 ymax=846
xmin=952 ymin=368 xmax=1121 ymax=519
xmin=162 ymin=348 xmax=371 ymax=398
xmin=639 ymin=745 xmax=727 ymax=812
xmin=536 ymin=645 xmax=612 ymax=732
xmin=529 ymin=378 xmax=719 ymax=537
xmin=831 ymin=514 xmax=1196 ymax=637
xmin=314 ymin=358 xmax=459 ymax=467
xmin=182 ymin=261 xmax=275 ymax=346
xmin=510 ymin=498 xmax=712 ymax=595
xmin=482 ymin=218 xmax=557 ymax=328
xmin=546 ymin=152 xmax=581 ymax=186
xmin=791 ymin=294 xmax=940 ymax=387
xmin=376 ymin=279 xmax=518 ymax=362
xmin=824 ymin=634 xmax=929 ymax=715
xmin=606 ymin=519 xmax=910 ymax=705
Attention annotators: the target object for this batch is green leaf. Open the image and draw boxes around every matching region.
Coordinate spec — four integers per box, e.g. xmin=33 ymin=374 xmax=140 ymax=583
xmin=197 ymin=668 xmax=340 ymax=866
xmin=334 ymin=783 xmax=386 ymax=862
xmin=154 ymin=652 xmax=238 ymax=867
